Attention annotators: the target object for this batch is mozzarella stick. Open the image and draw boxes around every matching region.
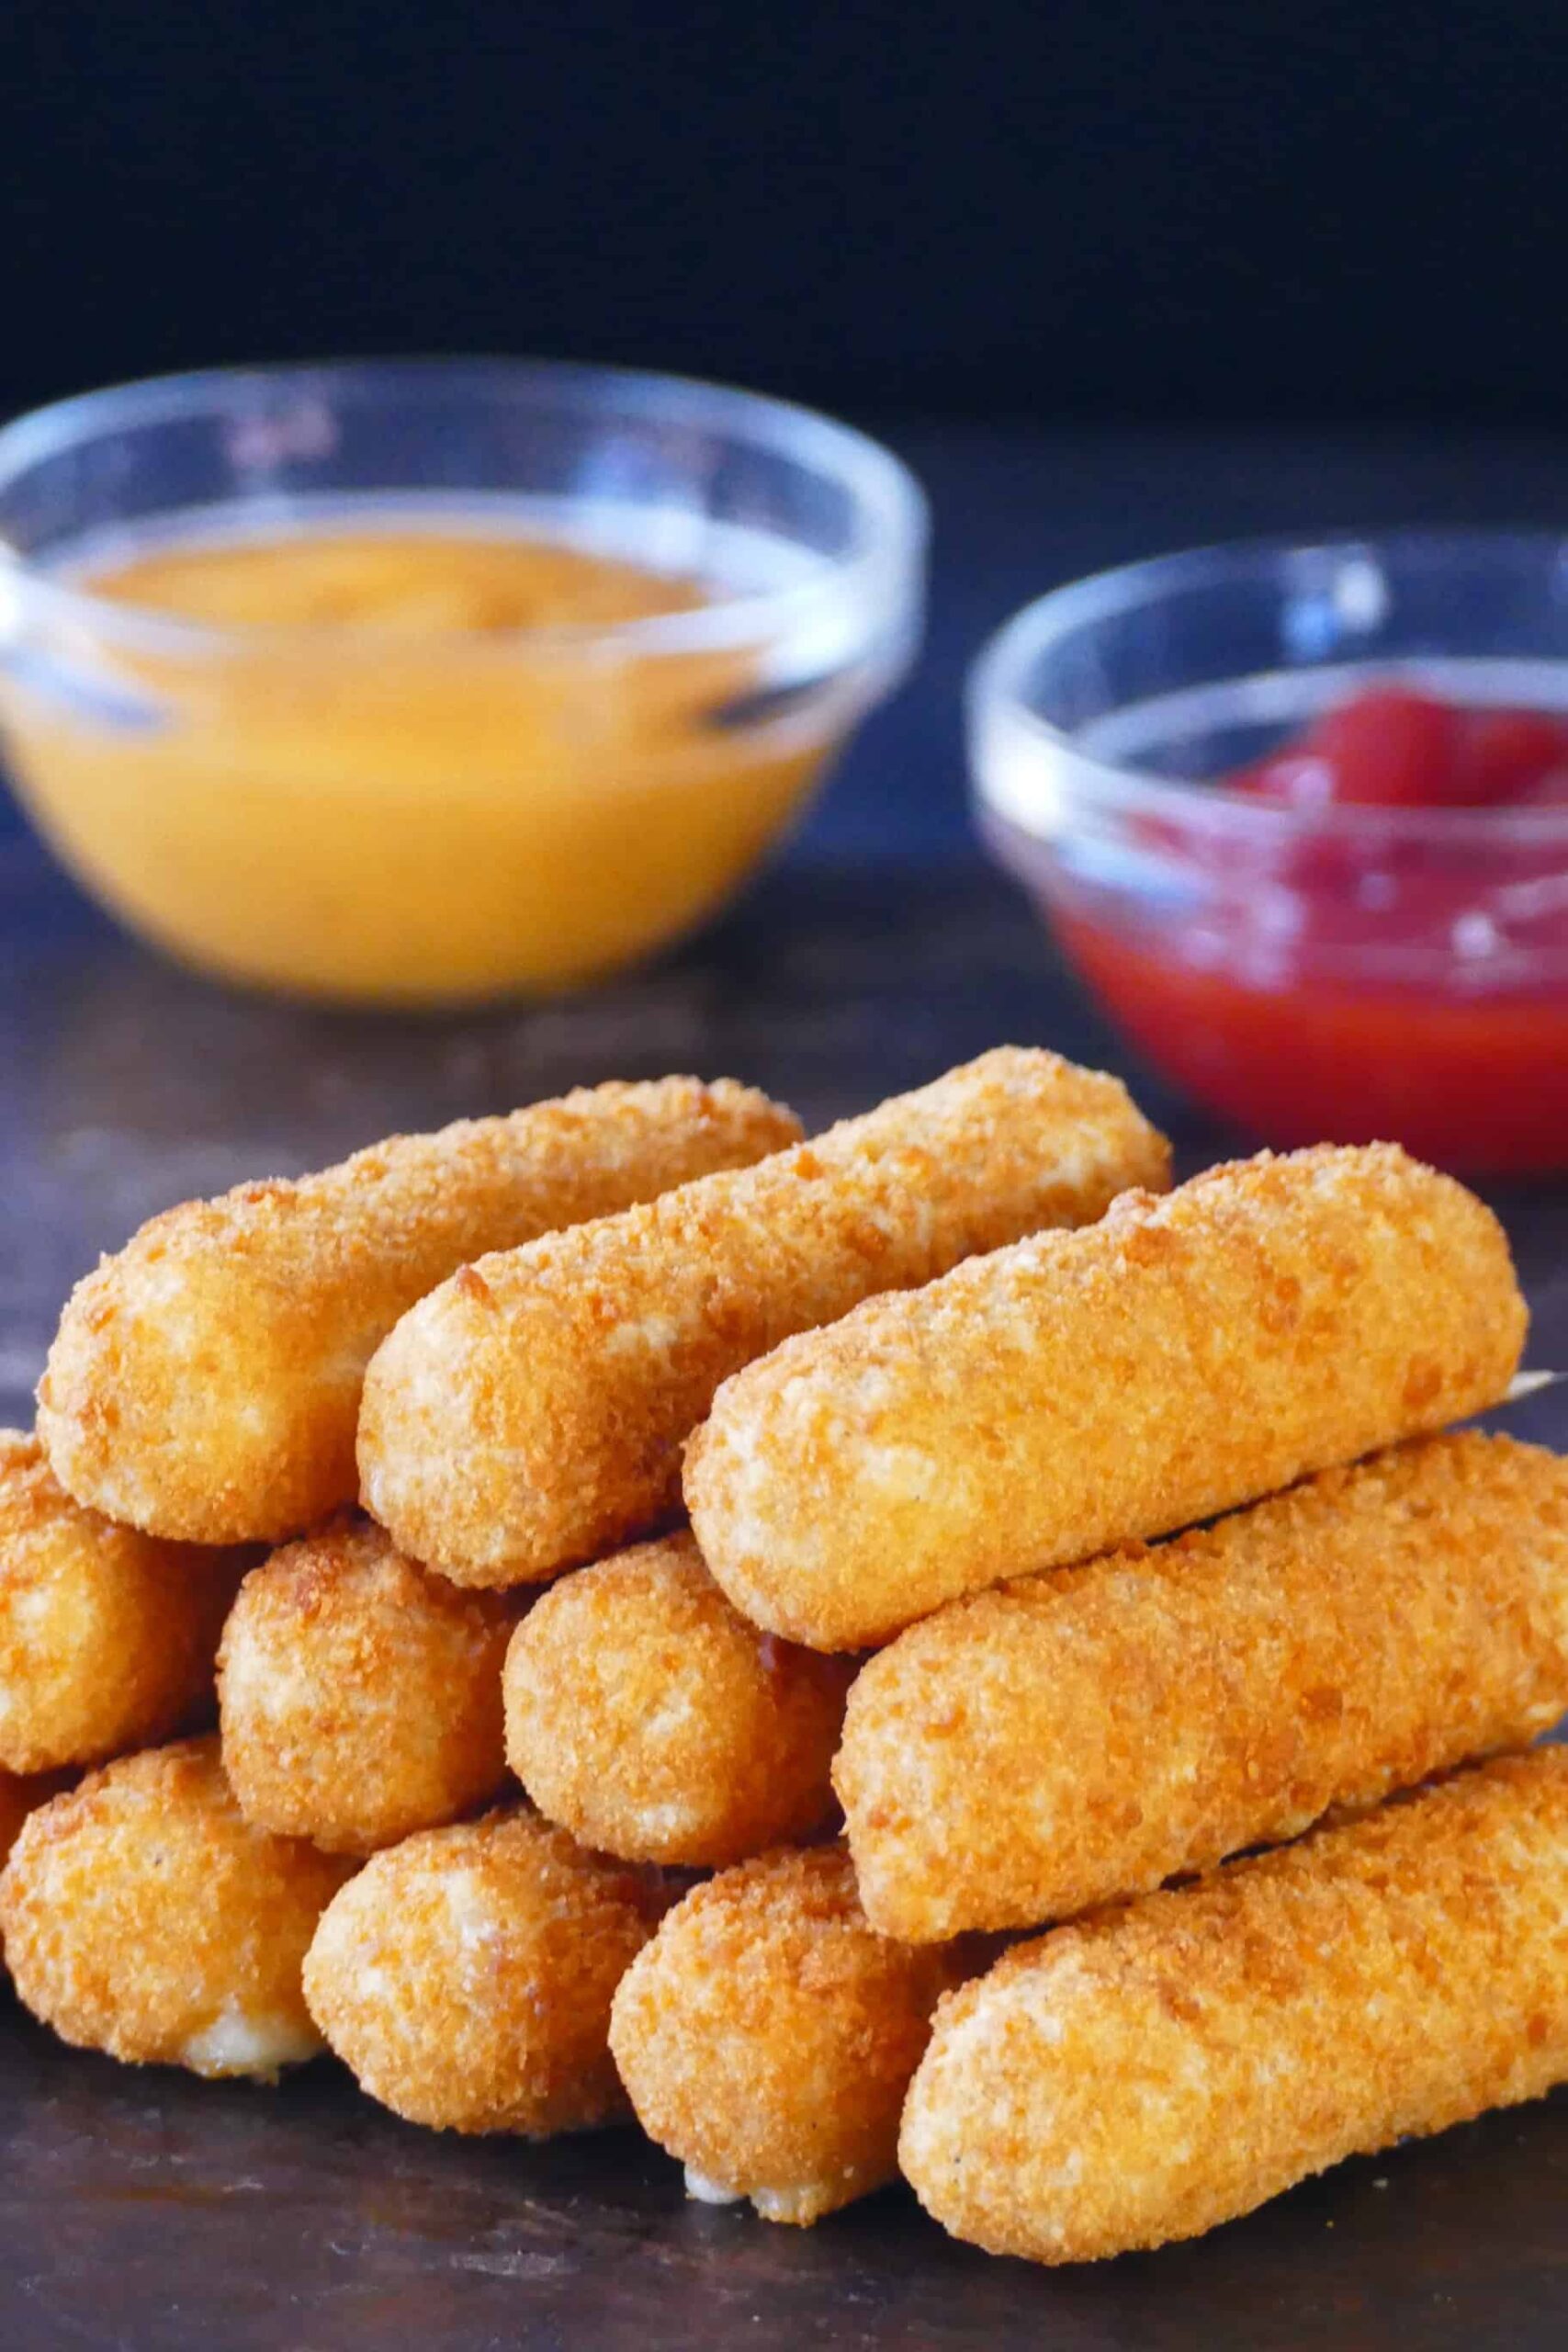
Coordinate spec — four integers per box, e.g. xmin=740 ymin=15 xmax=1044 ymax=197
xmin=1 ymin=1769 xmax=72 ymax=1975
xmin=838 ymin=1431 xmax=1568 ymax=1939
xmin=219 ymin=1517 xmax=518 ymax=1855
xmin=0 ymin=1430 xmax=244 ymax=1775
xmin=0 ymin=1738 xmax=354 ymax=2079
xmin=302 ymin=1809 xmax=669 ymax=2136
xmin=608 ymin=1846 xmax=971 ymax=2224
xmin=502 ymin=1532 xmax=854 ymax=1867
xmin=38 ymin=1077 xmax=799 ymax=1545
xmin=690 ymin=1143 xmax=1526 ymax=1650
xmin=0 ymin=1768 xmax=72 ymax=1968
xmin=359 ymin=1049 xmax=1170 ymax=1587
xmin=902 ymin=1749 xmax=1568 ymax=2264
xmin=0 ymin=1769 xmax=70 ymax=1872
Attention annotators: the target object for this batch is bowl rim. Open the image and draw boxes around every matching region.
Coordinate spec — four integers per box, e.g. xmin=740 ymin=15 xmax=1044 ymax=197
xmin=969 ymin=525 xmax=1568 ymax=843
xmin=0 ymin=355 xmax=928 ymax=658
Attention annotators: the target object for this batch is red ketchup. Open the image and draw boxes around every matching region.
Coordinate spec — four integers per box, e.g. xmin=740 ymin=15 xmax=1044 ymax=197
xmin=1048 ymin=684 xmax=1568 ymax=1170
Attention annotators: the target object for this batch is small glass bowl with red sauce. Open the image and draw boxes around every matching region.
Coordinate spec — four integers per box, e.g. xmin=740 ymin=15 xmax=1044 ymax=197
xmin=970 ymin=530 xmax=1568 ymax=1172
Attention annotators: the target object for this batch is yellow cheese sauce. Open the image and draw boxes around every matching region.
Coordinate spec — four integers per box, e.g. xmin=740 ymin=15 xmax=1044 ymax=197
xmin=84 ymin=527 xmax=711 ymax=633
xmin=0 ymin=516 xmax=826 ymax=1002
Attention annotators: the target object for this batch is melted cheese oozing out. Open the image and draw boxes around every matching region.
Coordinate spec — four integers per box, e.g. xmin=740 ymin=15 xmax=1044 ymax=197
xmin=682 ymin=2166 xmax=744 ymax=2207
xmin=181 ymin=2005 xmax=324 ymax=2078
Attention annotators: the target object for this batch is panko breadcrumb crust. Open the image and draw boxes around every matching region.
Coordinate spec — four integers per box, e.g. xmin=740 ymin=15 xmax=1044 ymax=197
xmin=609 ymin=1845 xmax=971 ymax=2224
xmin=837 ymin=1430 xmax=1568 ymax=1938
xmin=0 ymin=1430 xmax=244 ymax=1774
xmin=0 ymin=1765 xmax=73 ymax=1965
xmin=39 ymin=1077 xmax=798 ymax=1545
xmin=219 ymin=1515 xmax=518 ymax=1855
xmin=358 ymin=1048 xmax=1170 ymax=1588
xmin=689 ymin=1143 xmax=1526 ymax=1649
xmin=502 ymin=1531 xmax=854 ymax=1865
xmin=0 ymin=1737 xmax=353 ymax=2076
xmin=900 ymin=1749 xmax=1568 ymax=2264
xmin=12 ymin=1058 xmax=1560 ymax=2281
xmin=0 ymin=1769 xmax=70 ymax=1870
xmin=302 ymin=1808 xmax=668 ymax=2136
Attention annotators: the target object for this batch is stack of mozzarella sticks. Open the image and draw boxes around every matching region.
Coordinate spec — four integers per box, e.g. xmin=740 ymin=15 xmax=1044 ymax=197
xmin=3 ymin=1047 xmax=1566 ymax=2267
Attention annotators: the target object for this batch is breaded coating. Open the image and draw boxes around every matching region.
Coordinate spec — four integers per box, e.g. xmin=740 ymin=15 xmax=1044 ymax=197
xmin=608 ymin=1845 xmax=969 ymax=2224
xmin=219 ymin=1516 xmax=517 ymax=1856
xmin=502 ymin=1532 xmax=854 ymax=1867
xmin=901 ymin=1749 xmax=1568 ymax=2264
xmin=0 ymin=1767 xmax=72 ymax=1969
xmin=690 ymin=1143 xmax=1526 ymax=1649
xmin=0 ymin=1430 xmax=244 ymax=1774
xmin=39 ymin=1077 xmax=798 ymax=1545
xmin=0 ymin=1768 xmax=70 ymax=1870
xmin=359 ymin=1049 xmax=1169 ymax=1587
xmin=838 ymin=1431 xmax=1568 ymax=1939
xmin=0 ymin=1737 xmax=353 ymax=2078
xmin=302 ymin=1808 xmax=666 ymax=2136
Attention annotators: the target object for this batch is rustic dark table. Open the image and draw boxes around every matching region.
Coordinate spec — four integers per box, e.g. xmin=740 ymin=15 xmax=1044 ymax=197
xmin=3 ymin=428 xmax=1567 ymax=2349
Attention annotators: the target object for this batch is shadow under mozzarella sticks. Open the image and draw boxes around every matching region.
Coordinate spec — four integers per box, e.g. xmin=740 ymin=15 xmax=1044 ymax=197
xmin=689 ymin=1143 xmax=1527 ymax=1650
xmin=837 ymin=1430 xmax=1568 ymax=1939
xmin=39 ymin=1076 xmax=799 ymax=1545
xmin=900 ymin=1749 xmax=1568 ymax=2265
xmin=359 ymin=1048 xmax=1169 ymax=1589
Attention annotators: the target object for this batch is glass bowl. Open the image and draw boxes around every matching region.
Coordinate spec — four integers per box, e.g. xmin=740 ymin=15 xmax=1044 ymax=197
xmin=0 ymin=359 xmax=925 ymax=1004
xmin=970 ymin=529 xmax=1568 ymax=1172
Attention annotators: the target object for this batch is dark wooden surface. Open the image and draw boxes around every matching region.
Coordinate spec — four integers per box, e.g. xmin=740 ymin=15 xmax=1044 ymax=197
xmin=2 ymin=831 xmax=1567 ymax=2351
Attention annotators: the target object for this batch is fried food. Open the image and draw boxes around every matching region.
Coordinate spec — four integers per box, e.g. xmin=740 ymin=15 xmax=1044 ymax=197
xmin=0 ymin=1768 xmax=71 ymax=1968
xmin=219 ymin=1516 xmax=517 ymax=1855
xmin=502 ymin=1532 xmax=853 ymax=1866
xmin=608 ymin=1845 xmax=969 ymax=2224
xmin=359 ymin=1048 xmax=1170 ymax=1588
xmin=901 ymin=1748 xmax=1568 ymax=2264
xmin=0 ymin=1736 xmax=352 ymax=2077
xmin=838 ymin=1431 xmax=1568 ymax=1938
xmin=690 ymin=1143 xmax=1526 ymax=1650
xmin=0 ymin=1769 xmax=70 ymax=1870
xmin=38 ymin=1077 xmax=799 ymax=1545
xmin=302 ymin=1808 xmax=666 ymax=2135
xmin=0 ymin=1430 xmax=243 ymax=1774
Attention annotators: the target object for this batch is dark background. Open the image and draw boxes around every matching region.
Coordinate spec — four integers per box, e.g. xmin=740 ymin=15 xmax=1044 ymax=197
xmin=6 ymin=0 xmax=1568 ymax=855
xmin=9 ymin=0 xmax=1568 ymax=430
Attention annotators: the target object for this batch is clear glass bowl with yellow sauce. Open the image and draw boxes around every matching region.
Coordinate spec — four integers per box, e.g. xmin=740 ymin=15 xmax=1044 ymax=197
xmin=0 ymin=359 xmax=925 ymax=1002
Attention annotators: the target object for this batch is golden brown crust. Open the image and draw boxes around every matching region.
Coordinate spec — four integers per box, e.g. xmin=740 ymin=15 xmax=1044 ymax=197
xmin=608 ymin=1845 xmax=970 ymax=2223
xmin=218 ymin=1516 xmax=518 ymax=1854
xmin=0 ymin=1430 xmax=245 ymax=1774
xmin=0 ymin=1736 xmax=353 ymax=2076
xmin=359 ymin=1049 xmax=1170 ymax=1587
xmin=690 ymin=1143 xmax=1527 ymax=1649
xmin=502 ymin=1532 xmax=853 ymax=1866
xmin=0 ymin=1768 xmax=70 ymax=1871
xmin=838 ymin=1431 xmax=1568 ymax=1938
xmin=901 ymin=1749 xmax=1568 ymax=2263
xmin=38 ymin=1078 xmax=798 ymax=1544
xmin=302 ymin=1807 xmax=666 ymax=2135
xmin=0 ymin=1765 xmax=73 ymax=1967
